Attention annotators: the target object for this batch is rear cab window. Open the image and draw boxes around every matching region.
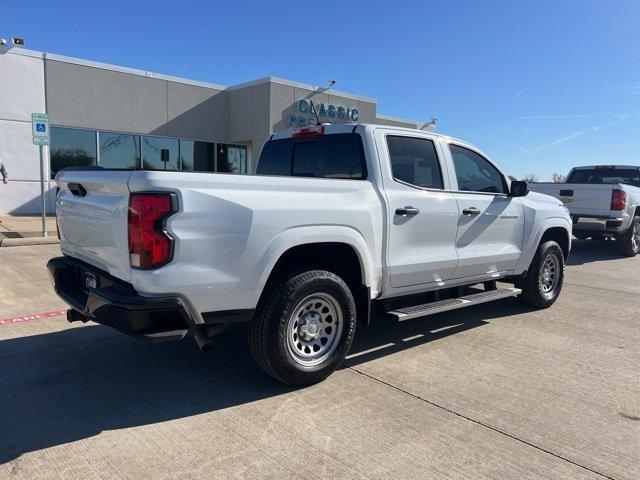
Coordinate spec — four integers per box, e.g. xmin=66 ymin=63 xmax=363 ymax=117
xmin=257 ymin=133 xmax=366 ymax=179
xmin=566 ymin=168 xmax=640 ymax=187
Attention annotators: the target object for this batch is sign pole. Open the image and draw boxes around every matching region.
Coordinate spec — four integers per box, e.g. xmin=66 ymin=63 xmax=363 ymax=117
xmin=39 ymin=144 xmax=47 ymax=237
xmin=32 ymin=113 xmax=50 ymax=237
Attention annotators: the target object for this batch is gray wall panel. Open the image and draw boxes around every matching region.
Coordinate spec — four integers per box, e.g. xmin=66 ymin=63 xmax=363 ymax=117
xmin=164 ymin=82 xmax=228 ymax=141
xmin=46 ymin=60 xmax=168 ymax=134
xmin=251 ymin=83 xmax=271 ymax=141
xmin=228 ymin=87 xmax=253 ymax=142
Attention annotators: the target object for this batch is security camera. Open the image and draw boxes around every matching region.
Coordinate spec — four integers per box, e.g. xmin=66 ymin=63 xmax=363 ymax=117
xmin=0 ymin=39 xmax=7 ymax=47
xmin=12 ymin=37 xmax=25 ymax=47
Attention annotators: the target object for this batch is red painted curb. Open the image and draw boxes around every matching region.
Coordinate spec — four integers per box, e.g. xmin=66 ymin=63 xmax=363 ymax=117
xmin=0 ymin=309 xmax=67 ymax=326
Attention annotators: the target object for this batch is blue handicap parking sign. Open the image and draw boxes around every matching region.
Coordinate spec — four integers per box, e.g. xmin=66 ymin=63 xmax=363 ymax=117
xmin=36 ymin=123 xmax=47 ymax=132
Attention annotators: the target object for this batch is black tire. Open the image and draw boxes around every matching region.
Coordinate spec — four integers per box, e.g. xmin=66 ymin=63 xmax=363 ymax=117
xmin=248 ymin=269 xmax=357 ymax=386
xmin=518 ymin=240 xmax=565 ymax=309
xmin=615 ymin=216 xmax=640 ymax=257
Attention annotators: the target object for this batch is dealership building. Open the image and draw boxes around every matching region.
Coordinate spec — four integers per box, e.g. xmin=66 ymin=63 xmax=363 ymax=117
xmin=0 ymin=46 xmax=421 ymax=214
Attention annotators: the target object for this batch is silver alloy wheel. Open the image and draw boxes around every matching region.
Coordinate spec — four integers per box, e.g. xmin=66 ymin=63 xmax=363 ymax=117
xmin=539 ymin=252 xmax=560 ymax=299
xmin=285 ymin=292 xmax=344 ymax=367
xmin=632 ymin=221 xmax=640 ymax=251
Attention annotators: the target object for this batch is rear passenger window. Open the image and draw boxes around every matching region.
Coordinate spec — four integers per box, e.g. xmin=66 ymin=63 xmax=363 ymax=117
xmin=256 ymin=133 xmax=366 ymax=179
xmin=387 ymin=136 xmax=444 ymax=189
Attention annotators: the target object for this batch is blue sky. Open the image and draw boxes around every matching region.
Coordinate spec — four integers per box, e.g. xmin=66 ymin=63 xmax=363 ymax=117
xmin=3 ymin=0 xmax=639 ymax=179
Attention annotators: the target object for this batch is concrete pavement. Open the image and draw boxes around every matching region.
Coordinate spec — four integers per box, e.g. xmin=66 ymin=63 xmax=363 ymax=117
xmin=0 ymin=240 xmax=638 ymax=479
xmin=0 ymin=215 xmax=58 ymax=246
xmin=0 ymin=214 xmax=57 ymax=237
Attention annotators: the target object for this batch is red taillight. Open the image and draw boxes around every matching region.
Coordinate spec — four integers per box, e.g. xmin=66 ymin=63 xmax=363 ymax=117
xmin=293 ymin=125 xmax=324 ymax=138
xmin=611 ymin=189 xmax=626 ymax=211
xmin=128 ymin=193 xmax=176 ymax=269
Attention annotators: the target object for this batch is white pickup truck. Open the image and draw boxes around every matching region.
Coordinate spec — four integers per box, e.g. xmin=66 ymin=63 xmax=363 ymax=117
xmin=48 ymin=124 xmax=572 ymax=385
xmin=529 ymin=165 xmax=640 ymax=256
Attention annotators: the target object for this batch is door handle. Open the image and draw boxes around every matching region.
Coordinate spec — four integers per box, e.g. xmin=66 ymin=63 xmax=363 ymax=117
xmin=395 ymin=206 xmax=420 ymax=216
xmin=68 ymin=183 xmax=87 ymax=197
xmin=462 ymin=207 xmax=481 ymax=216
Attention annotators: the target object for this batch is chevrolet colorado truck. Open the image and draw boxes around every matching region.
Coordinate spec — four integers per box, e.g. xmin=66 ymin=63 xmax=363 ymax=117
xmin=48 ymin=123 xmax=572 ymax=386
xmin=529 ymin=165 xmax=640 ymax=256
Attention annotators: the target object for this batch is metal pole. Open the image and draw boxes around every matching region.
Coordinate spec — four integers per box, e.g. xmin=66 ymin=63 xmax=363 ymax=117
xmin=39 ymin=144 xmax=47 ymax=237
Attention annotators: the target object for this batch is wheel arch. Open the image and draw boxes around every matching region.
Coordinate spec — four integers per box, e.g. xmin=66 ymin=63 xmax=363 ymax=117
xmin=254 ymin=227 xmax=378 ymax=325
xmin=539 ymin=226 xmax=571 ymax=260
xmin=515 ymin=217 xmax=572 ymax=273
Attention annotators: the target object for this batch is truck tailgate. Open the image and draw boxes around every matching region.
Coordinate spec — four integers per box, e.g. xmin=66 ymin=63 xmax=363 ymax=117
xmin=56 ymin=169 xmax=133 ymax=282
xmin=559 ymin=184 xmax=613 ymax=217
xmin=529 ymin=183 xmax=613 ymax=216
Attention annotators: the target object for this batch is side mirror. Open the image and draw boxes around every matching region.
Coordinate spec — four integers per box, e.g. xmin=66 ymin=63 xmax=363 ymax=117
xmin=509 ymin=180 xmax=529 ymax=197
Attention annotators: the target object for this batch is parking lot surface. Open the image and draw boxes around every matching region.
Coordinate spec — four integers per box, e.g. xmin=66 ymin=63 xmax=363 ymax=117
xmin=0 ymin=241 xmax=638 ymax=479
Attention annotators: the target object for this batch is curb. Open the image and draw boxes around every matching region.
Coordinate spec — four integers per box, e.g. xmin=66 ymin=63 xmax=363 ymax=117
xmin=0 ymin=236 xmax=60 ymax=247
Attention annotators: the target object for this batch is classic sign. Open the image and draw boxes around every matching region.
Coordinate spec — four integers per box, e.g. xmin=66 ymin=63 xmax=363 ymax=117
xmin=288 ymin=99 xmax=359 ymax=127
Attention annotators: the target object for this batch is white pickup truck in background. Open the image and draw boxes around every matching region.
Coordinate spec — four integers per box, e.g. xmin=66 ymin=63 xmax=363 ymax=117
xmin=48 ymin=124 xmax=572 ymax=385
xmin=529 ymin=165 xmax=640 ymax=256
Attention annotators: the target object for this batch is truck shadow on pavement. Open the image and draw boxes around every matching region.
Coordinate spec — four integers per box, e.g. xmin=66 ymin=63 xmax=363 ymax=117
xmin=0 ymin=299 xmax=527 ymax=464
xmin=567 ymin=239 xmax=627 ymax=265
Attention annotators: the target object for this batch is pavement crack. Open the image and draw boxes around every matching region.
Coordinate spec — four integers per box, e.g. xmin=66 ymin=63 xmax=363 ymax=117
xmin=565 ymin=281 xmax=638 ymax=296
xmin=348 ymin=366 xmax=616 ymax=480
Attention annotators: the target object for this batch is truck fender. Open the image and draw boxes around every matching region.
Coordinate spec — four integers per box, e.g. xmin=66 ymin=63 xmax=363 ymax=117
xmin=515 ymin=216 xmax=572 ymax=273
xmin=253 ymin=225 xmax=378 ymax=301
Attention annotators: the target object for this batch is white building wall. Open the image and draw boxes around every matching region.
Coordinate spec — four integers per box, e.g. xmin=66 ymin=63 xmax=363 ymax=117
xmin=0 ymin=49 xmax=55 ymax=214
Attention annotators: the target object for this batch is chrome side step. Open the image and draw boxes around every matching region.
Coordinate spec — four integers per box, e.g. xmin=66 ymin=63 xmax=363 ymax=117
xmin=388 ymin=287 xmax=522 ymax=321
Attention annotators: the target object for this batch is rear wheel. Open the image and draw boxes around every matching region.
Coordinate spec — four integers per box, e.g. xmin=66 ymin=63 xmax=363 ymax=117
xmin=615 ymin=216 xmax=640 ymax=257
xmin=248 ymin=269 xmax=357 ymax=386
xmin=518 ymin=240 xmax=565 ymax=308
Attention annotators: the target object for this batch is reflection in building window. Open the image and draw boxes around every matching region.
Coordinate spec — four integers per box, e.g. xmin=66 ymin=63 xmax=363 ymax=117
xmin=51 ymin=127 xmax=249 ymax=175
xmin=217 ymin=144 xmax=247 ymax=174
xmin=180 ymin=140 xmax=215 ymax=172
xmin=142 ymin=136 xmax=180 ymax=171
xmin=50 ymin=127 xmax=97 ymax=178
xmin=99 ymin=132 xmax=141 ymax=169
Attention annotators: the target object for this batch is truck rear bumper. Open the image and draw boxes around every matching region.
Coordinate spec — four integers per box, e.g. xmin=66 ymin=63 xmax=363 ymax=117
xmin=572 ymin=215 xmax=626 ymax=233
xmin=47 ymin=256 xmax=194 ymax=342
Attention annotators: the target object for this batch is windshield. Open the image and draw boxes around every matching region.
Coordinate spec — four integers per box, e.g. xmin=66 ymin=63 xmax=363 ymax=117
xmin=566 ymin=168 xmax=640 ymax=187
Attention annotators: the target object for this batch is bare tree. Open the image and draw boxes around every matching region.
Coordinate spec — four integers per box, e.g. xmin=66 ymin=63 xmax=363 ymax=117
xmin=551 ymin=172 xmax=566 ymax=183
xmin=522 ymin=173 xmax=538 ymax=183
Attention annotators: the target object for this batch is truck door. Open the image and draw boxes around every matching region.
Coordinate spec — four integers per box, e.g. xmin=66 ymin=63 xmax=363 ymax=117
xmin=445 ymin=142 xmax=525 ymax=279
xmin=376 ymin=130 xmax=460 ymax=288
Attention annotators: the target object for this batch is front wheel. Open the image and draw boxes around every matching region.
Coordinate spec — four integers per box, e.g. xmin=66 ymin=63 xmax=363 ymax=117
xmin=615 ymin=216 xmax=640 ymax=257
xmin=248 ymin=270 xmax=357 ymax=386
xmin=518 ymin=240 xmax=565 ymax=308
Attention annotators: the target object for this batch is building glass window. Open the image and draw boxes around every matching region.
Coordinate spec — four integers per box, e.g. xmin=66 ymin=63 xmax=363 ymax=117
xmin=99 ymin=132 xmax=141 ymax=169
xmin=142 ymin=136 xmax=180 ymax=171
xmin=50 ymin=127 xmax=97 ymax=178
xmin=180 ymin=140 xmax=215 ymax=172
xmin=217 ymin=144 xmax=247 ymax=174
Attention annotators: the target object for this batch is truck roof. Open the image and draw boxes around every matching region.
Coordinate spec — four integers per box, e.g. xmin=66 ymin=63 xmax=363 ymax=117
xmin=270 ymin=122 xmax=464 ymax=144
xmin=571 ymin=165 xmax=640 ymax=171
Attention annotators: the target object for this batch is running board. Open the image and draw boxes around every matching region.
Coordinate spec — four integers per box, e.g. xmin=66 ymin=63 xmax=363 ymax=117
xmin=388 ymin=287 xmax=522 ymax=321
